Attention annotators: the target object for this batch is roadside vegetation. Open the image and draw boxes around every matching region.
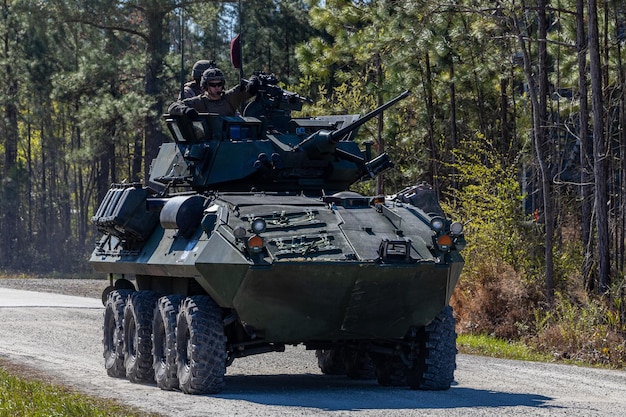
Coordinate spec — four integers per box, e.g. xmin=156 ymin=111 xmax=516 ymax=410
xmin=0 ymin=360 xmax=159 ymax=417
xmin=446 ymin=139 xmax=626 ymax=369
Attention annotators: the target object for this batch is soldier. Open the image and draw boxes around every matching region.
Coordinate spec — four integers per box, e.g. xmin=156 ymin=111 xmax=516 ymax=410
xmin=168 ymin=66 xmax=260 ymax=117
xmin=179 ymin=60 xmax=216 ymax=100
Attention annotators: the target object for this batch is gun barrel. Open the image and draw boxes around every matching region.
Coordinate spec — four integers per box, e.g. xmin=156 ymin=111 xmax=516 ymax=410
xmin=328 ymin=90 xmax=410 ymax=142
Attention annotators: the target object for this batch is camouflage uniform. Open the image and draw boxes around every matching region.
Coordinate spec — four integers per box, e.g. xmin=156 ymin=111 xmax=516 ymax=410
xmin=179 ymin=80 xmax=203 ymax=100
xmin=168 ymin=67 xmax=260 ymax=117
xmin=169 ymin=86 xmax=253 ymax=116
xmin=178 ymin=60 xmax=215 ymax=100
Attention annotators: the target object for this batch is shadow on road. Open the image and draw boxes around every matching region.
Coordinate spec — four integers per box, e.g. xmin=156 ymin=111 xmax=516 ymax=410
xmin=216 ymin=373 xmax=552 ymax=411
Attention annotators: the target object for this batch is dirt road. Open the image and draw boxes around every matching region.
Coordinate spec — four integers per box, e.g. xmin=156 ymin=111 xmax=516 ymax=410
xmin=1 ymin=285 xmax=625 ymax=417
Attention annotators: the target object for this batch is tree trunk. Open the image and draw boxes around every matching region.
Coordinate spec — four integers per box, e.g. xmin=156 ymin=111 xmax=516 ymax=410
xmin=616 ymin=12 xmax=626 ymax=276
xmin=449 ymin=56 xmax=458 ymax=191
xmin=588 ymin=0 xmax=611 ymax=293
xmin=500 ymin=77 xmax=510 ymax=159
xmin=1 ymin=0 xmax=20 ymax=268
xmin=537 ymin=0 xmax=555 ymax=302
xmin=577 ymin=0 xmax=595 ymax=291
xmin=422 ymin=52 xmax=439 ymax=198
xmin=375 ymin=53 xmax=385 ymax=195
xmin=513 ymin=0 xmax=555 ymax=302
xmin=143 ymin=8 xmax=170 ymax=182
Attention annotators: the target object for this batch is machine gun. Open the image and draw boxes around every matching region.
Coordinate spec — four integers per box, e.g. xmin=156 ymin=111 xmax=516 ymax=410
xmin=242 ymin=72 xmax=310 ymax=132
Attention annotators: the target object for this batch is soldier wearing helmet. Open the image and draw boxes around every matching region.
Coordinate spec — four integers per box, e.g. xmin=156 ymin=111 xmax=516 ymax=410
xmin=168 ymin=65 xmax=260 ymax=117
xmin=178 ymin=60 xmax=216 ymax=100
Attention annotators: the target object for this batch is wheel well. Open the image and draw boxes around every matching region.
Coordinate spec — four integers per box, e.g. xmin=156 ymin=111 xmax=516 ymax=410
xmin=134 ymin=275 xmax=207 ymax=296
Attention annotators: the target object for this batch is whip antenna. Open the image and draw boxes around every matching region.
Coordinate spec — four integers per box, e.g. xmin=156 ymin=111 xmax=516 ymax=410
xmin=179 ymin=0 xmax=185 ymax=98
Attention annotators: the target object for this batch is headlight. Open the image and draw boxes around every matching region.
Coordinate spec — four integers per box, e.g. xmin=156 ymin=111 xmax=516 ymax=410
xmin=233 ymin=226 xmax=247 ymax=240
xmin=251 ymin=217 xmax=266 ymax=234
xmin=450 ymin=221 xmax=463 ymax=235
xmin=430 ymin=217 xmax=445 ymax=232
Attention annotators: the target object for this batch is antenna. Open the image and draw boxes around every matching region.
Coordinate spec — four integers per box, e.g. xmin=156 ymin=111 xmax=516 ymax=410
xmin=238 ymin=0 xmax=243 ymax=79
xmin=179 ymin=0 xmax=185 ymax=98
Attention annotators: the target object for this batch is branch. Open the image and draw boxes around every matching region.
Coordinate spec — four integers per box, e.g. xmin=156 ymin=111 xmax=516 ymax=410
xmin=65 ymin=17 xmax=148 ymax=42
xmin=493 ymin=34 xmax=576 ymax=49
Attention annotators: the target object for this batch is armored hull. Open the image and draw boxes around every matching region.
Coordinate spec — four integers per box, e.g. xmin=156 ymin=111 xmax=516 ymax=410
xmin=90 ymin=82 xmax=465 ymax=394
xmin=92 ymin=192 xmax=463 ymax=343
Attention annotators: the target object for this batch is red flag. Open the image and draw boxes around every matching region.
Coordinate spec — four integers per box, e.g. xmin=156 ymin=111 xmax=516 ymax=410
xmin=230 ymin=34 xmax=241 ymax=69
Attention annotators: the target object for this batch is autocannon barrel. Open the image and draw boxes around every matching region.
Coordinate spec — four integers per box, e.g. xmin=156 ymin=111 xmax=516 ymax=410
xmin=328 ymin=90 xmax=410 ymax=143
xmin=295 ymin=90 xmax=410 ymax=154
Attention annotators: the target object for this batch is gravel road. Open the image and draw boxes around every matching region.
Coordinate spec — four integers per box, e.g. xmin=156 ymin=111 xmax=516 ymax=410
xmin=1 ymin=279 xmax=626 ymax=417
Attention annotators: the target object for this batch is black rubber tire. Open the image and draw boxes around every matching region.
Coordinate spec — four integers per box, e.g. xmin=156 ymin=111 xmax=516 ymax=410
xmin=101 ymin=285 xmax=115 ymax=306
xmin=153 ymin=295 xmax=184 ymax=391
xmin=176 ymin=295 xmax=227 ymax=394
xmin=372 ymin=353 xmax=407 ymax=387
xmin=373 ymin=306 xmax=457 ymax=389
xmin=103 ymin=289 xmax=133 ymax=378
xmin=123 ymin=290 xmax=158 ymax=383
xmin=315 ymin=349 xmax=346 ymax=375
xmin=407 ymin=305 xmax=457 ymax=390
xmin=343 ymin=348 xmax=376 ymax=380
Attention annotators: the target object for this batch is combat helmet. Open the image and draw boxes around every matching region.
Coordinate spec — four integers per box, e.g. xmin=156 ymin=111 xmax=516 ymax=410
xmin=201 ymin=67 xmax=226 ymax=90
xmin=192 ymin=60 xmax=216 ymax=81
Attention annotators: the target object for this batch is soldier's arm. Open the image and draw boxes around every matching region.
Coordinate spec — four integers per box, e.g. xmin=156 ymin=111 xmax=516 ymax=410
xmin=168 ymin=97 xmax=201 ymax=116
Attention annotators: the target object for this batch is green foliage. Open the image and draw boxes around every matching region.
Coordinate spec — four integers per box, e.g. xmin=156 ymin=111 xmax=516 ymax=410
xmin=236 ymin=0 xmax=319 ymax=83
xmin=442 ymin=134 xmax=530 ymax=273
xmin=0 ymin=365 xmax=155 ymax=417
xmin=297 ymin=79 xmax=377 ymax=117
xmin=444 ymin=135 xmax=545 ymax=340
xmin=457 ymin=333 xmax=552 ymax=362
xmin=532 ymin=291 xmax=626 ymax=367
xmin=447 ymin=136 xmax=626 ymax=366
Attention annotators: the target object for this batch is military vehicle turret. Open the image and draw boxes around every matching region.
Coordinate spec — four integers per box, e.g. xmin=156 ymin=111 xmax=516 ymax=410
xmin=90 ymin=73 xmax=465 ymax=394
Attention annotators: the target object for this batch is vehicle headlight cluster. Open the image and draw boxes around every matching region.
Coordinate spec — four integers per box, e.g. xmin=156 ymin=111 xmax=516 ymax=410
xmin=430 ymin=218 xmax=465 ymax=252
xmin=234 ymin=217 xmax=267 ymax=254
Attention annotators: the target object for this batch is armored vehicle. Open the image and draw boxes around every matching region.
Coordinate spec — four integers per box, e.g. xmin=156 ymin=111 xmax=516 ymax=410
xmin=90 ymin=74 xmax=465 ymax=394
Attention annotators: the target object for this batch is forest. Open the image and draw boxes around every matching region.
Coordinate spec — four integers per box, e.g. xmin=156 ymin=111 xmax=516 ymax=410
xmin=1 ymin=0 xmax=626 ymax=366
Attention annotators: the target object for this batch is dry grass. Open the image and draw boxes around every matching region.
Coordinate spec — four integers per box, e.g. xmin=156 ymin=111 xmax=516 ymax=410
xmin=451 ymin=258 xmax=543 ymax=339
xmin=451 ymin=255 xmax=626 ymax=368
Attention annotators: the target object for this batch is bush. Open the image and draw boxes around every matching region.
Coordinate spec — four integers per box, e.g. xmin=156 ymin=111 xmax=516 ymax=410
xmin=445 ymin=136 xmax=544 ymax=338
xmin=444 ymin=136 xmax=626 ymax=367
xmin=531 ymin=291 xmax=626 ymax=367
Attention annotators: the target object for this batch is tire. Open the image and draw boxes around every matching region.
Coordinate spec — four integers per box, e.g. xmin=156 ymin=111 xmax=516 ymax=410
xmin=372 ymin=306 xmax=457 ymax=389
xmin=153 ymin=295 xmax=184 ymax=390
xmin=407 ymin=305 xmax=457 ymax=390
xmin=123 ymin=290 xmax=158 ymax=383
xmin=101 ymin=285 xmax=114 ymax=306
xmin=103 ymin=289 xmax=133 ymax=378
xmin=176 ymin=295 xmax=227 ymax=394
xmin=315 ymin=349 xmax=345 ymax=375
xmin=372 ymin=353 xmax=407 ymax=387
xmin=343 ymin=348 xmax=376 ymax=380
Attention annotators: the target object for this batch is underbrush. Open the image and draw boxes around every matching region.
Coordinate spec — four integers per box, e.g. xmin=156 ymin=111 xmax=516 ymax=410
xmin=451 ymin=256 xmax=626 ymax=368
xmin=530 ymin=291 xmax=626 ymax=367
xmin=0 ymin=360 xmax=157 ymax=417
xmin=444 ymin=137 xmax=626 ymax=368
